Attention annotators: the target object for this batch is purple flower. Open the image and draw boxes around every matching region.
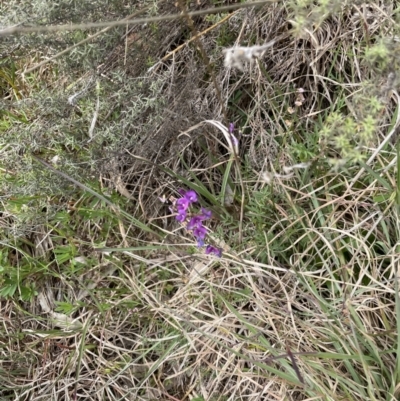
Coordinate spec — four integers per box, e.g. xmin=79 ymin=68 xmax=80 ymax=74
xmin=176 ymin=197 xmax=190 ymax=212
xmin=197 ymin=238 xmax=205 ymax=247
xmin=205 ymin=245 xmax=222 ymax=257
xmin=175 ymin=211 xmax=187 ymax=222
xmin=187 ymin=215 xmax=203 ymax=230
xmin=199 ymin=208 xmax=212 ymax=220
xmin=193 ymin=225 xmax=207 ymax=240
xmin=184 ymin=190 xmax=198 ymax=203
xmin=229 ymin=123 xmax=234 ymax=134
xmin=173 ymin=189 xmax=219 ymax=252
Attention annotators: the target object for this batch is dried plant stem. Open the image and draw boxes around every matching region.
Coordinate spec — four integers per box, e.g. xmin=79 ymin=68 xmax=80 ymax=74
xmin=176 ymin=0 xmax=227 ymax=123
xmin=0 ymin=1 xmax=278 ymax=37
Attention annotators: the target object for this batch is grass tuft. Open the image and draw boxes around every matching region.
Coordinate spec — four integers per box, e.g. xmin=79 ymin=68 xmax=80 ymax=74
xmin=1 ymin=0 xmax=400 ymax=400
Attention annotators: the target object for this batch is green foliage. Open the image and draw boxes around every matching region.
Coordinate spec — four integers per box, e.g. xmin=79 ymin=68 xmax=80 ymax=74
xmin=0 ymin=247 xmax=42 ymax=300
xmin=54 ymin=300 xmax=86 ymax=315
xmin=319 ymin=89 xmax=384 ymax=164
xmin=290 ymin=0 xmax=347 ymax=32
xmin=0 ymin=57 xmax=20 ymax=100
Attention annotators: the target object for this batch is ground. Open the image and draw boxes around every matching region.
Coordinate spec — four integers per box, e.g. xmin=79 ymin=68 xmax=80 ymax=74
xmin=1 ymin=1 xmax=400 ymax=400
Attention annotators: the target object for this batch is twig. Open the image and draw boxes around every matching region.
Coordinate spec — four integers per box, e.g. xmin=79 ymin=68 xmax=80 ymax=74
xmin=87 ymin=80 xmax=100 ymax=141
xmin=0 ymin=1 xmax=277 ymax=37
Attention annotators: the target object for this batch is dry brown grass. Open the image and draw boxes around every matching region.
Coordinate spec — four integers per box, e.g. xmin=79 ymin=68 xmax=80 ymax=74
xmin=1 ymin=0 xmax=400 ymax=400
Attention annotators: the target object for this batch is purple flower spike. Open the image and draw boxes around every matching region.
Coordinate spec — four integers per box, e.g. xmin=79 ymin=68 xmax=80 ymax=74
xmin=176 ymin=211 xmax=187 ymax=222
xmin=205 ymin=245 xmax=222 ymax=257
xmin=184 ymin=190 xmax=198 ymax=203
xmin=193 ymin=225 xmax=207 ymax=240
xmin=199 ymin=208 xmax=212 ymax=220
xmin=229 ymin=123 xmax=234 ymax=134
xmin=187 ymin=215 xmax=203 ymax=230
